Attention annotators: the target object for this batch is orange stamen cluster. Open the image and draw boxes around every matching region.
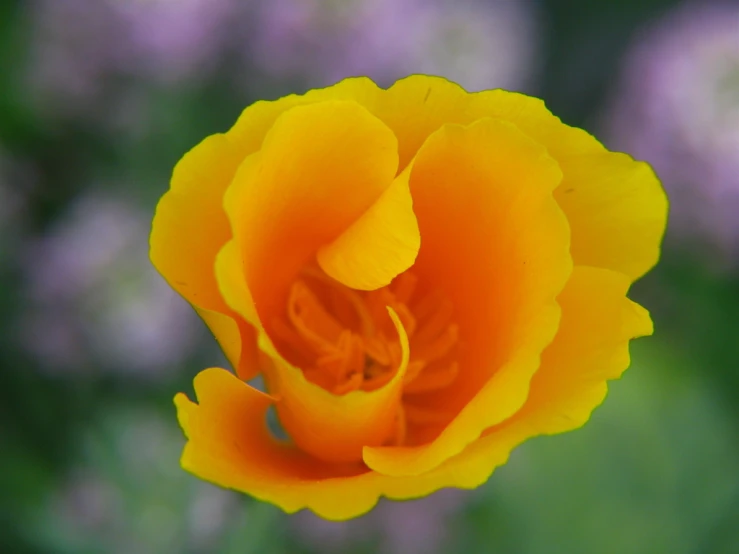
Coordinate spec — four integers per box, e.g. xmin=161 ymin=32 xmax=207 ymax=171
xmin=273 ymin=267 xmax=460 ymax=443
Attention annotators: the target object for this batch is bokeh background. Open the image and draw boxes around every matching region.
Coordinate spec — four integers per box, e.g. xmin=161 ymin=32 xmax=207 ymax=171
xmin=2 ymin=0 xmax=738 ymax=552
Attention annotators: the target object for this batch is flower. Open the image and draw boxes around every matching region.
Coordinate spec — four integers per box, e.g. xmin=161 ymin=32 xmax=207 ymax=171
xmin=22 ymin=193 xmax=201 ymax=378
xmin=25 ymin=0 xmax=238 ymax=118
xmin=150 ymin=75 xmax=667 ymax=520
xmin=603 ymin=1 xmax=739 ymax=260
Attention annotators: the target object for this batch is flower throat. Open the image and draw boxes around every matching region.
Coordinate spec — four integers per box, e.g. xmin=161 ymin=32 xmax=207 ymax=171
xmin=273 ymin=267 xmax=460 ymax=398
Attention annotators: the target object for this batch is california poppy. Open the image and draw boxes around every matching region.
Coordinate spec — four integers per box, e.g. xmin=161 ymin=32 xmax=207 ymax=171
xmin=150 ymin=75 xmax=667 ymax=520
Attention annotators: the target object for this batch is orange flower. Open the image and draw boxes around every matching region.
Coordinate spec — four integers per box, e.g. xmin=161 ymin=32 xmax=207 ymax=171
xmin=150 ymin=75 xmax=667 ymax=520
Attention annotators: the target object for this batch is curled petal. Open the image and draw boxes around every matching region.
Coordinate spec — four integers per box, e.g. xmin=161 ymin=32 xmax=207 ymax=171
xmin=373 ymin=75 xmax=667 ymax=281
xmin=223 ymin=100 xmax=399 ymax=338
xmin=176 ymin=366 xmax=489 ymax=520
xmin=150 ymin=134 xmax=259 ymax=379
xmin=317 ymin=164 xmax=420 ymax=291
xmin=364 ymin=116 xmax=571 ymax=476
xmin=266 ymin=307 xmax=410 ymax=463
xmin=432 ymin=266 xmax=654 ymax=483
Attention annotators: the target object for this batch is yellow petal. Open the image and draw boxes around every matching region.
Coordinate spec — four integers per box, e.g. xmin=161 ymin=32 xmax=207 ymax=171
xmin=215 ymin=238 xmax=260 ymax=330
xmin=264 ymin=307 xmax=409 ymax=463
xmin=316 ymin=163 xmax=420 ymax=291
xmin=174 ymin=367 xmax=375 ymax=519
xmin=175 ymin=364 xmax=543 ymax=520
xmin=151 ymin=78 xmax=385 ymax=378
xmin=177 ymin=364 xmax=528 ymax=520
xmin=227 ymin=77 xmax=383 ymax=154
xmin=222 ymin=100 xmax=398 ymax=350
xmin=553 ymin=153 xmax=667 ymax=280
xmin=363 ymin=116 xmax=571 ymax=476
xmin=425 ymin=266 xmax=654 ymax=487
xmin=508 ymin=265 xmax=653 ymax=433
xmin=150 ymin=134 xmax=259 ymax=379
xmin=193 ymin=307 xmax=242 ymax=375
xmin=371 ymin=74 xmax=667 ymax=280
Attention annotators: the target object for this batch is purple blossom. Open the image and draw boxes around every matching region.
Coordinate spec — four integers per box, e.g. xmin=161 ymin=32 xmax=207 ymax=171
xmin=108 ymin=0 xmax=240 ymax=81
xmin=603 ymin=1 xmax=739 ymax=260
xmin=25 ymin=0 xmax=239 ymax=116
xmin=250 ymin=0 xmax=540 ymax=91
xmin=20 ymin=193 xmax=202 ymax=378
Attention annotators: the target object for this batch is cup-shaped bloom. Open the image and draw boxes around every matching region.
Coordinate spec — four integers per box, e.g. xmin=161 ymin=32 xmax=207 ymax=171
xmin=150 ymin=75 xmax=667 ymax=520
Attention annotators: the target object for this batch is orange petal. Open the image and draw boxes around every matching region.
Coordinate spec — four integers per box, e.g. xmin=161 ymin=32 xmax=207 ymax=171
xmin=175 ymin=368 xmax=460 ymax=520
xmin=178 ymin=364 xmax=574 ymax=520
xmin=222 ymin=100 xmax=400 ymax=372
xmin=265 ymin=307 xmax=410 ymax=463
xmin=423 ymin=266 xmax=654 ymax=487
xmin=175 ymin=367 xmax=373 ymax=518
xmin=150 ymin=134 xmax=259 ymax=377
xmin=176 ymin=365 xmax=532 ymax=520
xmin=506 ymin=265 xmax=653 ymax=433
xmin=151 ymin=78 xmax=385 ymax=379
xmin=371 ymin=75 xmax=667 ymax=281
xmin=363 ymin=117 xmax=572 ymax=476
xmin=227 ymin=77 xmax=383 ymax=154
xmin=316 ymin=164 xmax=420 ymax=291
xmin=215 ymin=238 xmax=260 ymax=329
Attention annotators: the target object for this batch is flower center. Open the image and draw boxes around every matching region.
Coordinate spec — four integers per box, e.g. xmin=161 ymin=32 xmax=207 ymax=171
xmin=273 ymin=267 xmax=460 ymax=400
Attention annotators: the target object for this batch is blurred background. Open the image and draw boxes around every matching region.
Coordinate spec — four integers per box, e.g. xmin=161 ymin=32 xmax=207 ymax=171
xmin=1 ymin=0 xmax=738 ymax=552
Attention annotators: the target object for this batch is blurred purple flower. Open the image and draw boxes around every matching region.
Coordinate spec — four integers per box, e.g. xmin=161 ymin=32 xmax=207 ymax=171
xmin=604 ymin=1 xmax=739 ymax=260
xmin=293 ymin=489 xmax=468 ymax=554
xmin=25 ymin=0 xmax=240 ymax=116
xmin=36 ymin=408 xmax=237 ymax=554
xmin=109 ymin=0 xmax=240 ymax=80
xmin=20 ymin=192 xmax=201 ymax=378
xmin=250 ymin=0 xmax=540 ymax=91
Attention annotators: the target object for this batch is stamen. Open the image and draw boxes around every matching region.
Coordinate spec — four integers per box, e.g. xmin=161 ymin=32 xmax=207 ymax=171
xmin=288 ymin=281 xmax=344 ymax=353
xmin=363 ymin=336 xmax=391 ymax=366
xmin=270 ymin=315 xmax=318 ymax=362
xmin=403 ymin=362 xmax=460 ymax=395
xmin=332 ymin=371 xmax=363 ymax=395
xmin=412 ymin=324 xmax=459 ymax=365
xmin=413 ymin=296 xmax=454 ymax=346
xmin=402 ymin=360 xmax=427 ymax=386
xmin=278 ymin=269 xmax=461 ymax=444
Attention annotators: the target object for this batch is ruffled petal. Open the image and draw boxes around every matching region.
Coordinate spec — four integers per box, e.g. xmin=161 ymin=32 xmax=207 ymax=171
xmin=317 ymin=164 xmax=420 ymax=291
xmin=175 ymin=368 xmax=373 ymax=518
xmin=150 ymin=134 xmax=259 ymax=379
xmin=177 ymin=265 xmax=650 ymax=518
xmin=222 ymin=100 xmax=399 ymax=334
xmin=505 ymin=265 xmax=653 ymax=433
xmin=364 ymin=117 xmax=571 ymax=476
xmin=553 ymin=153 xmax=667 ymax=280
xmin=371 ymin=74 xmax=667 ymax=280
xmin=265 ymin=307 xmax=409 ymax=463
xmin=427 ymin=266 xmax=654 ymax=485
xmin=176 ymin=367 xmax=478 ymax=520
xmin=151 ymin=77 xmax=386 ymax=379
